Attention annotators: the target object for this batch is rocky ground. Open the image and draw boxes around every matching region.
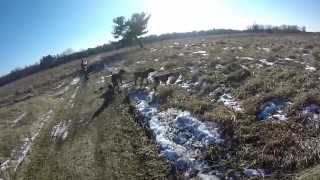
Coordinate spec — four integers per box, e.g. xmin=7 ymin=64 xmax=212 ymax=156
xmin=1 ymin=33 xmax=320 ymax=179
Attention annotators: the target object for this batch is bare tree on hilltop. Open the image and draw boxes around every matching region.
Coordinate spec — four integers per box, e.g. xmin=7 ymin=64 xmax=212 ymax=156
xmin=112 ymin=12 xmax=150 ymax=48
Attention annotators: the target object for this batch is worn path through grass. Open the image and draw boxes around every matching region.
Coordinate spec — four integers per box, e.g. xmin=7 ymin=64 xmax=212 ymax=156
xmin=15 ymin=75 xmax=169 ymax=180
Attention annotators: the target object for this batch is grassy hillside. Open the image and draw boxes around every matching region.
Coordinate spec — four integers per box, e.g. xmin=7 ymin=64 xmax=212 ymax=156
xmin=1 ymin=33 xmax=320 ymax=179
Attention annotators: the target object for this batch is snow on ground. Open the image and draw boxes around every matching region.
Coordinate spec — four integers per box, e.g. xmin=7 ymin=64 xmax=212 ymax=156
xmin=50 ymin=120 xmax=71 ymax=143
xmin=193 ymin=50 xmax=208 ymax=56
xmin=136 ymin=60 xmax=147 ymax=64
xmin=262 ymin=48 xmax=271 ymax=52
xmin=104 ymin=64 xmax=118 ymax=73
xmin=174 ymin=75 xmax=184 ymax=84
xmin=259 ymin=59 xmax=274 ymax=66
xmin=302 ymin=104 xmax=320 ymax=122
xmin=240 ymin=57 xmax=254 ymax=61
xmin=258 ymin=100 xmax=289 ymax=121
xmin=55 ymin=81 xmax=66 ymax=89
xmin=54 ymin=76 xmax=81 ymax=96
xmin=217 ymin=94 xmax=243 ymax=112
xmin=243 ymin=169 xmax=265 ymax=177
xmin=1 ymin=110 xmax=54 ymax=173
xmin=166 ymin=76 xmax=176 ymax=85
xmin=305 ymin=65 xmax=316 ymax=71
xmin=54 ymin=85 xmax=70 ymax=96
xmin=150 ymin=48 xmax=158 ymax=53
xmin=70 ymin=77 xmax=80 ymax=86
xmin=12 ymin=112 xmax=27 ymax=125
xmin=129 ymin=90 xmax=222 ymax=178
xmin=284 ymin=57 xmax=294 ymax=61
xmin=215 ymin=64 xmax=224 ymax=70
xmin=68 ymin=86 xmax=80 ymax=108
xmin=96 ymin=76 xmax=105 ymax=84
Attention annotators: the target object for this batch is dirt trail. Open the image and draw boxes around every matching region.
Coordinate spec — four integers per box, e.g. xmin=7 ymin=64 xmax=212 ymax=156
xmin=14 ymin=74 xmax=169 ymax=180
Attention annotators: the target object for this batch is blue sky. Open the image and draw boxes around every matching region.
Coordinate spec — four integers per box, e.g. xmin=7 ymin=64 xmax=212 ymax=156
xmin=0 ymin=0 xmax=319 ymax=76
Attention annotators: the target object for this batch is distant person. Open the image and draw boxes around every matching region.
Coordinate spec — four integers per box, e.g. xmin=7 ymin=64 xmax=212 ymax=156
xmin=81 ymin=57 xmax=89 ymax=80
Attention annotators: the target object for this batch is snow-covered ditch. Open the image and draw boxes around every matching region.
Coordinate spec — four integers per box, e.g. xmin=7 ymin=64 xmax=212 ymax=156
xmin=129 ymin=90 xmax=222 ymax=178
xmin=258 ymin=100 xmax=290 ymax=121
xmin=129 ymin=90 xmax=266 ymax=178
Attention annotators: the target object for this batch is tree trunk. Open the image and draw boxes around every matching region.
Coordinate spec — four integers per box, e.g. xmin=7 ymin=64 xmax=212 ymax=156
xmin=136 ymin=36 xmax=143 ymax=48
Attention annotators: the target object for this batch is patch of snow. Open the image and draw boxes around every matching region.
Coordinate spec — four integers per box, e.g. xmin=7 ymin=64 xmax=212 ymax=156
xmin=71 ymin=86 xmax=79 ymax=99
xmin=147 ymin=71 xmax=158 ymax=83
xmin=178 ymin=53 xmax=184 ymax=56
xmin=55 ymin=81 xmax=66 ymax=89
xmin=136 ymin=60 xmax=146 ymax=64
xmin=175 ymin=75 xmax=184 ymax=84
xmin=256 ymin=64 xmax=264 ymax=68
xmin=303 ymin=53 xmax=310 ymax=56
xmin=197 ymin=173 xmax=220 ymax=180
xmin=180 ymin=82 xmax=192 ymax=89
xmin=305 ymin=65 xmax=316 ymax=71
xmin=166 ymin=76 xmax=175 ymax=85
xmin=216 ymin=57 xmax=221 ymax=60
xmin=2 ymin=110 xmax=54 ymax=172
xmin=259 ymin=59 xmax=274 ymax=66
xmin=12 ymin=112 xmax=27 ymax=125
xmin=218 ymin=94 xmax=243 ymax=112
xmin=50 ymin=120 xmax=71 ymax=143
xmin=262 ymin=48 xmax=271 ymax=52
xmin=173 ymin=42 xmax=180 ymax=46
xmin=223 ymin=47 xmax=230 ymax=51
xmin=160 ymin=66 xmax=165 ymax=70
xmin=240 ymin=57 xmax=254 ymax=61
xmin=129 ymin=90 xmax=222 ymax=177
xmin=104 ymin=65 xmax=118 ymax=73
xmin=54 ymin=85 xmax=70 ymax=96
xmin=243 ymin=168 xmax=265 ymax=177
xmin=97 ymin=76 xmax=105 ymax=84
xmin=215 ymin=64 xmax=224 ymax=70
xmin=154 ymin=58 xmax=159 ymax=62
xmin=284 ymin=57 xmax=294 ymax=61
xmin=258 ymin=100 xmax=289 ymax=121
xmin=238 ymin=46 xmax=243 ymax=50
xmin=150 ymin=48 xmax=157 ymax=52
xmin=70 ymin=77 xmax=80 ymax=86
xmin=193 ymin=50 xmax=208 ymax=56
xmin=68 ymin=86 xmax=80 ymax=108
xmin=0 ymin=160 xmax=10 ymax=172
xmin=240 ymin=64 xmax=250 ymax=71
xmin=121 ymin=81 xmax=134 ymax=88
xmin=302 ymin=104 xmax=320 ymax=122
